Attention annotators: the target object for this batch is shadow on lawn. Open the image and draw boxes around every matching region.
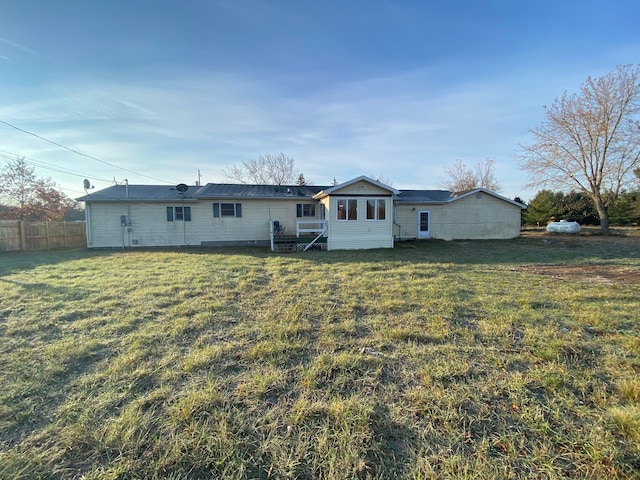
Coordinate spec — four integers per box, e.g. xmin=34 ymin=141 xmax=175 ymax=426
xmin=1 ymin=233 xmax=638 ymax=277
xmin=179 ymin=235 xmax=639 ymax=267
xmin=0 ymin=248 xmax=120 ymax=277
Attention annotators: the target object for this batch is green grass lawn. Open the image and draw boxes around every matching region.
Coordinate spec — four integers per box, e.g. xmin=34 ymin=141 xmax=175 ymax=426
xmin=1 ymin=234 xmax=639 ymax=479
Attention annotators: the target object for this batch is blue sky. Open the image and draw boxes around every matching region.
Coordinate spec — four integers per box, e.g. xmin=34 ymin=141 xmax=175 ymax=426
xmin=1 ymin=0 xmax=638 ymax=202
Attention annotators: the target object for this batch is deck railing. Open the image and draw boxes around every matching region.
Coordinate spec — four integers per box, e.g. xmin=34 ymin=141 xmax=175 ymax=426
xmin=296 ymin=220 xmax=327 ymax=251
xmin=269 ymin=220 xmax=328 ymax=252
xmin=296 ymin=219 xmax=327 ymax=237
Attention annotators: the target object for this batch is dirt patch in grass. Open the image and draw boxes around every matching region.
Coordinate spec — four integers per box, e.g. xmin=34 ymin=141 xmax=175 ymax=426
xmin=519 ymin=229 xmax=640 ymax=284
xmin=519 ymin=264 xmax=640 ymax=284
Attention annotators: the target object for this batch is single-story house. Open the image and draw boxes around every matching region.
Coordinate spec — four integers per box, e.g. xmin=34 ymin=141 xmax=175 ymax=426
xmin=76 ymin=175 xmax=525 ymax=250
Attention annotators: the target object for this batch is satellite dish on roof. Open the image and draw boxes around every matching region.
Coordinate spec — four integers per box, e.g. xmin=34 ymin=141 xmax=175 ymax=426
xmin=83 ymin=178 xmax=94 ymax=190
xmin=176 ymin=183 xmax=188 ymax=193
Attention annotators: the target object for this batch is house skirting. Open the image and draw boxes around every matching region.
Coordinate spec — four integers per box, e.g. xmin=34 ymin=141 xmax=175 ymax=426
xmin=272 ymin=235 xmax=328 ymax=253
xmin=200 ymin=240 xmax=270 ymax=248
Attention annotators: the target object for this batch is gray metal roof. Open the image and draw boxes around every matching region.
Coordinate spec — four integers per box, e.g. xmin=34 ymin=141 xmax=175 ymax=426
xmin=76 ymin=183 xmax=329 ymax=202
xmin=76 ymin=184 xmax=201 ymax=202
xmin=78 ymin=183 xmax=517 ymax=207
xmin=194 ymin=183 xmax=327 ymax=199
xmin=395 ymin=189 xmax=454 ymax=203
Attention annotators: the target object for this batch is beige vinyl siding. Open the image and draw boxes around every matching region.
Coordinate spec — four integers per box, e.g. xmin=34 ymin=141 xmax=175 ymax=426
xmin=326 ymin=197 xmax=393 ymax=251
xmin=86 ymin=202 xmax=206 ymax=247
xmin=332 ymin=180 xmax=392 ymax=196
xmin=395 ymin=192 xmax=522 ymax=241
xmin=85 ymin=203 xmax=123 ymax=247
xmin=85 ymin=199 xmax=320 ymax=248
xmin=394 ymin=204 xmax=446 ymax=240
xmin=207 ymin=199 xmax=316 ymax=242
xmin=435 ymin=193 xmax=521 ymax=240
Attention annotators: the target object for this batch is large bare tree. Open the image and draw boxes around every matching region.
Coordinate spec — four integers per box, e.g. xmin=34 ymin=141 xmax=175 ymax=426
xmin=224 ymin=153 xmax=301 ymax=185
xmin=519 ymin=65 xmax=640 ymax=234
xmin=441 ymin=158 xmax=501 ymax=193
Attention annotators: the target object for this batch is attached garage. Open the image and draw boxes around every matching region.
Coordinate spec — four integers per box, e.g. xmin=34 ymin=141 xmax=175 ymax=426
xmin=394 ymin=189 xmax=524 ymax=241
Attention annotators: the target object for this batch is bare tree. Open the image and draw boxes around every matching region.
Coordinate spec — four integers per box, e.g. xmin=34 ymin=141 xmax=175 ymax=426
xmin=441 ymin=158 xmax=501 ymax=193
xmin=519 ymin=65 xmax=640 ymax=234
xmin=476 ymin=158 xmax=501 ymax=192
xmin=224 ymin=153 xmax=301 ymax=185
xmin=368 ymin=174 xmax=395 ymax=187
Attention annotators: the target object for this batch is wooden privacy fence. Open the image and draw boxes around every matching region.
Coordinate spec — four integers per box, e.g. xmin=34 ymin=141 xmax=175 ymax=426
xmin=0 ymin=220 xmax=86 ymax=251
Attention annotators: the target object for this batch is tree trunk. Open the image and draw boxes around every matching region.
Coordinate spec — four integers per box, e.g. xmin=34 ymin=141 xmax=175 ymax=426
xmin=594 ymin=199 xmax=610 ymax=235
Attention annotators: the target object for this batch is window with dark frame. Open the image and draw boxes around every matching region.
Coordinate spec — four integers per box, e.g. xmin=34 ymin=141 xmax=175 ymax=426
xmin=296 ymin=203 xmax=316 ymax=217
xmin=213 ymin=203 xmax=242 ymax=218
xmin=220 ymin=203 xmax=236 ymax=217
xmin=166 ymin=206 xmax=191 ymax=222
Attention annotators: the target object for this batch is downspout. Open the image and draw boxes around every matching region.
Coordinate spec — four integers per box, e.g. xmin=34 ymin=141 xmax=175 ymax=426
xmin=268 ymin=209 xmax=274 ymax=252
xmin=121 ymin=213 xmax=126 ymax=249
xmin=127 ymin=202 xmax=132 ymax=247
xmin=85 ymin=204 xmax=92 ymax=246
xmin=393 ymin=201 xmax=402 ymax=241
xmin=269 ymin=220 xmax=275 ymax=252
xmin=124 ymin=180 xmax=130 ymax=249
xmin=181 ymin=195 xmax=186 ymax=246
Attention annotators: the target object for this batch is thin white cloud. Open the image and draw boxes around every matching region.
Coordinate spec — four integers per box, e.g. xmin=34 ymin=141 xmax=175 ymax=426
xmin=0 ymin=59 xmax=622 ymax=201
xmin=0 ymin=37 xmax=39 ymax=56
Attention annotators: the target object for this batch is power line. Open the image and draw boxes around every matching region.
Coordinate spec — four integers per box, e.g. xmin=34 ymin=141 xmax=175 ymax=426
xmin=0 ymin=119 xmax=174 ymax=184
xmin=0 ymin=152 xmax=105 ymax=199
xmin=0 ymin=150 xmax=112 ymax=183
xmin=54 ymin=185 xmax=91 ymax=196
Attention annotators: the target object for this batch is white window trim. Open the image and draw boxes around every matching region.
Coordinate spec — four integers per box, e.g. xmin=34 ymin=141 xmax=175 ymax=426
xmin=337 ymin=198 xmax=358 ymax=221
xmin=213 ymin=202 xmax=242 ymax=218
xmin=365 ymin=198 xmax=386 ymax=221
xmin=220 ymin=203 xmax=237 ymax=217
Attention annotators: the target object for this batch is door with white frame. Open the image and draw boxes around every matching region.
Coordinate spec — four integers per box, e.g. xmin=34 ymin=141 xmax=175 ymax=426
xmin=417 ymin=210 xmax=431 ymax=238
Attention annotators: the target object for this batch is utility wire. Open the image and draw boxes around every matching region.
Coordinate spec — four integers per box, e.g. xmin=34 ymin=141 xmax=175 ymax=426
xmin=0 ymin=152 xmax=105 ymax=199
xmin=0 ymin=150 xmax=112 ymax=183
xmin=0 ymin=119 xmax=174 ymax=184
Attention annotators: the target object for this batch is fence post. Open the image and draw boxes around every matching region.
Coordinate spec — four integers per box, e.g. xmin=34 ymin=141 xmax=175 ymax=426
xmin=62 ymin=221 xmax=67 ymax=247
xmin=19 ymin=220 xmax=26 ymax=251
xmin=45 ymin=221 xmax=50 ymax=250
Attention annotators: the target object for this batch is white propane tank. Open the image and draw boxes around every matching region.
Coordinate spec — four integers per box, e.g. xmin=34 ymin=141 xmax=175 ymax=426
xmin=546 ymin=220 xmax=581 ymax=234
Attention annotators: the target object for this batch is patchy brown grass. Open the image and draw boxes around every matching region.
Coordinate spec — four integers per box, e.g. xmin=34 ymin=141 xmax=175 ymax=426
xmin=0 ymin=234 xmax=639 ymax=479
xmin=518 ymin=228 xmax=640 ymax=284
xmin=517 ymin=264 xmax=640 ymax=284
